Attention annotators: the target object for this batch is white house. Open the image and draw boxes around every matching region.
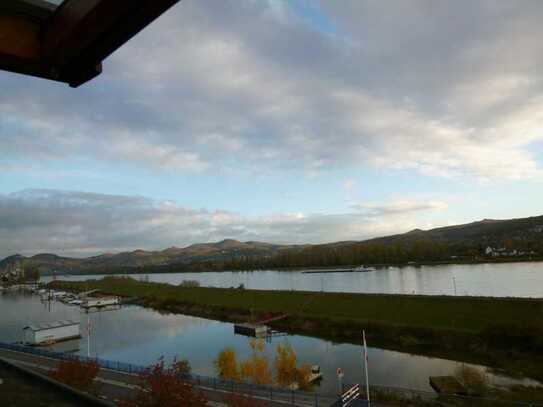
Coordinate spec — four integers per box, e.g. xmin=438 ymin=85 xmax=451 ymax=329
xmin=23 ymin=320 xmax=80 ymax=346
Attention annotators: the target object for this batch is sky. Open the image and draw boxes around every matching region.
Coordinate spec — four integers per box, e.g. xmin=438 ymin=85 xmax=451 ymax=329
xmin=1 ymin=0 xmax=543 ymax=258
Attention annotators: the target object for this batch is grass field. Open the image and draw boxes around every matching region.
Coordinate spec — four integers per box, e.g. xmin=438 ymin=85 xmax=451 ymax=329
xmin=49 ymin=277 xmax=543 ymax=396
xmin=50 ymin=276 xmax=543 ymax=338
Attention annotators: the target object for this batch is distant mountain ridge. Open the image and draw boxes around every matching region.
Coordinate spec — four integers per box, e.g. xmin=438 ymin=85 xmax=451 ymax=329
xmin=0 ymin=239 xmax=298 ymax=274
xmin=365 ymin=215 xmax=543 ymax=245
xmin=1 ymin=214 xmax=543 ymax=273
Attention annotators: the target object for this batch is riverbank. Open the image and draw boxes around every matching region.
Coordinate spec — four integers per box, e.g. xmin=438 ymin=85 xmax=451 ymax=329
xmin=49 ymin=277 xmax=543 ymax=381
xmin=44 ymin=256 xmax=543 ymax=276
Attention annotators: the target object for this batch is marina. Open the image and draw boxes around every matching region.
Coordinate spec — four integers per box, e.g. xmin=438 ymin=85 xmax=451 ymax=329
xmin=81 ymin=296 xmax=120 ymax=308
xmin=0 ymin=288 xmax=539 ymax=395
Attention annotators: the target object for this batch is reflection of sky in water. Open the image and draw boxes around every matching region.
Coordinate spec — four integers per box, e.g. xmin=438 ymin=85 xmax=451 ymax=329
xmin=46 ymin=262 xmax=543 ymax=297
xmin=1 ymin=293 xmax=539 ymax=393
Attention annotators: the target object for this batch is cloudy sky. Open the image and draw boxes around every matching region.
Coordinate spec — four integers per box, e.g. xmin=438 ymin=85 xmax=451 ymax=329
xmin=1 ymin=0 xmax=543 ymax=258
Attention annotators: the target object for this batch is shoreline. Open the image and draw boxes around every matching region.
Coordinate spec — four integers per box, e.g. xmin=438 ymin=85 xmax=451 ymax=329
xmin=48 ymin=277 xmax=543 ymax=383
xmin=44 ymin=257 xmax=543 ymax=277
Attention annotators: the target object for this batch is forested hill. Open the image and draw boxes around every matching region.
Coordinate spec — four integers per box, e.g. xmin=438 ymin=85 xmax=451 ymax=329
xmin=224 ymin=215 xmax=543 ymax=270
xmin=0 ymin=240 xmax=299 ymax=274
xmin=1 ymin=215 xmax=543 ymax=274
xmin=369 ymin=215 xmax=543 ymax=245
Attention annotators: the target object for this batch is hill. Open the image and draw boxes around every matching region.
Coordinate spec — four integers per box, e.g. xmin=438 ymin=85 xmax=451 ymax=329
xmin=1 ymin=215 xmax=542 ymax=274
xmin=366 ymin=215 xmax=543 ymax=246
xmin=0 ymin=240 xmax=299 ymax=274
xmin=225 ymin=215 xmax=543 ymax=270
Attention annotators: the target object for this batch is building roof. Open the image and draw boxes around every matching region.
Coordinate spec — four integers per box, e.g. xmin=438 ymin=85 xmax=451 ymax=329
xmin=23 ymin=320 xmax=79 ymax=332
xmin=0 ymin=0 xmax=179 ymax=87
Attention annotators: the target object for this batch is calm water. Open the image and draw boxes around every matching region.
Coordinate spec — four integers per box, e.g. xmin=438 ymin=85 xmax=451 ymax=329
xmin=48 ymin=262 xmax=543 ymax=297
xmin=0 ymin=291 xmax=538 ymax=394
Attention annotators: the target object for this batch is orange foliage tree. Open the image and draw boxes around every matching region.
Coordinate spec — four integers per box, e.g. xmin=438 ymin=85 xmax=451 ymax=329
xmin=275 ymin=342 xmax=298 ymax=386
xmin=239 ymin=339 xmax=272 ymax=385
xmin=120 ymin=358 xmax=207 ymax=407
xmin=48 ymin=359 xmax=100 ymax=393
xmin=216 ymin=339 xmax=313 ymax=390
xmin=215 ymin=347 xmax=240 ymax=381
xmin=274 ymin=341 xmax=312 ymax=390
xmin=295 ymin=363 xmax=312 ymax=391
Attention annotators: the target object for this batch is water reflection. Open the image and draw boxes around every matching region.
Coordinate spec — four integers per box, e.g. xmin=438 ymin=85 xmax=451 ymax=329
xmin=0 ymin=292 xmax=539 ymax=394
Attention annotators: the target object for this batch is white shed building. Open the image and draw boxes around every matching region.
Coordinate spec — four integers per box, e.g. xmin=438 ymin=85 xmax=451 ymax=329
xmin=23 ymin=320 xmax=80 ymax=346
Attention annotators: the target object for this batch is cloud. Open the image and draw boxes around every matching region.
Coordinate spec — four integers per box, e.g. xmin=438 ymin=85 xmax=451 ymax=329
xmin=353 ymin=200 xmax=449 ymax=216
xmin=0 ymin=190 xmax=447 ymax=258
xmin=1 ymin=0 xmax=543 ymax=180
xmin=343 ymin=179 xmax=356 ymax=190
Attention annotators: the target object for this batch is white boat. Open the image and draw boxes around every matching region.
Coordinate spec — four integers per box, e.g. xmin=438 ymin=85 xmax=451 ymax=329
xmin=353 ymin=265 xmax=376 ymax=272
xmin=81 ymin=296 xmax=120 ymax=308
xmin=288 ymin=365 xmax=323 ymax=390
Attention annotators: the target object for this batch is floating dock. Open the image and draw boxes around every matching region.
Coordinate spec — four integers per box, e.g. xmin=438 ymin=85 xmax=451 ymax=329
xmin=81 ymin=296 xmax=120 ymax=308
xmin=234 ymin=323 xmax=268 ymax=337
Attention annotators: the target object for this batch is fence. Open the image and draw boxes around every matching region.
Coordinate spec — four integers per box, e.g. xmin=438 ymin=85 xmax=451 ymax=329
xmin=1 ymin=342 xmax=542 ymax=407
xmin=0 ymin=341 xmax=337 ymax=406
xmin=363 ymin=384 xmax=543 ymax=407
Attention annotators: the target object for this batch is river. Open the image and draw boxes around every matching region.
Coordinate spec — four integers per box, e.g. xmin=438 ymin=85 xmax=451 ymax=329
xmin=0 ymin=290 xmax=539 ymax=395
xmin=46 ymin=261 xmax=543 ymax=297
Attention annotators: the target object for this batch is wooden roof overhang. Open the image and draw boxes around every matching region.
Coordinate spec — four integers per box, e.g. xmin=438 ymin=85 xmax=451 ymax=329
xmin=0 ymin=0 xmax=179 ymax=87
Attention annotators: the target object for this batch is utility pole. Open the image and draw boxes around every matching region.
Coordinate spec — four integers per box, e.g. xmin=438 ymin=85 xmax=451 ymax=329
xmin=87 ymin=311 xmax=91 ymax=358
xmin=363 ymin=330 xmax=371 ymax=406
xmin=337 ymin=368 xmax=344 ymax=395
xmin=452 ymin=276 xmax=457 ymax=296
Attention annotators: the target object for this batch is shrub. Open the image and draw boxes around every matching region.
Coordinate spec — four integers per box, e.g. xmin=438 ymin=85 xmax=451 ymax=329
xmin=48 ymin=359 xmax=100 ymax=393
xmin=120 ymin=357 xmax=207 ymax=407
xmin=455 ymin=365 xmax=489 ymax=396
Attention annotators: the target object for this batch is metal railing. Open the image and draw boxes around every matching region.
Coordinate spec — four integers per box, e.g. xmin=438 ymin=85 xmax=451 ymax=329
xmin=1 ymin=342 xmax=542 ymax=407
xmin=0 ymin=341 xmax=336 ymax=406
xmin=362 ymin=384 xmax=543 ymax=407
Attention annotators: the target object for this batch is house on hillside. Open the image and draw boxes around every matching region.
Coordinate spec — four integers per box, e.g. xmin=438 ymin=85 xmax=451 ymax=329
xmin=484 ymin=246 xmax=533 ymax=258
xmin=0 ymin=261 xmax=25 ymax=283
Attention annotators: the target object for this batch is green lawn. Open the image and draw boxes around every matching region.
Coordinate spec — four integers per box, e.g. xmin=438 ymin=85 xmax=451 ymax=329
xmin=50 ymin=277 xmax=543 ymax=334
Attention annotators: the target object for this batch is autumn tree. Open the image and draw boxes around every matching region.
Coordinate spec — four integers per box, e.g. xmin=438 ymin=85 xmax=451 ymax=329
xmin=49 ymin=359 xmax=100 ymax=393
xmin=120 ymin=358 xmax=207 ymax=407
xmin=275 ymin=342 xmax=297 ymax=386
xmin=295 ymin=363 xmax=312 ymax=391
xmin=215 ymin=347 xmax=240 ymax=381
xmin=275 ymin=341 xmax=312 ymax=390
xmin=239 ymin=339 xmax=272 ymax=385
xmin=216 ymin=339 xmax=312 ymax=390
